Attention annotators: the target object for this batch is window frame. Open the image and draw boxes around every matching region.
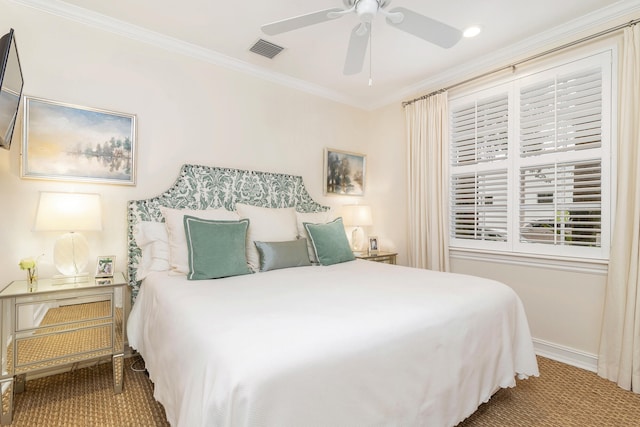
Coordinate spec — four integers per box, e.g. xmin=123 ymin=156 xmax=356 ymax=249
xmin=448 ymin=48 xmax=616 ymax=262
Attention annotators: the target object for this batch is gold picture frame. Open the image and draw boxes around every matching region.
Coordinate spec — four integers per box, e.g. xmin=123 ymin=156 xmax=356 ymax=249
xmin=323 ymin=148 xmax=366 ymax=196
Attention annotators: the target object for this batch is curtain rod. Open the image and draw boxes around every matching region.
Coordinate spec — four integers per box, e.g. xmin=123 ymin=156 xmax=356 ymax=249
xmin=402 ymin=18 xmax=640 ymax=107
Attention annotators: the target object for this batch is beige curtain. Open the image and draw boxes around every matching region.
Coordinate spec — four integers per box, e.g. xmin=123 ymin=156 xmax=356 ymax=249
xmin=404 ymin=92 xmax=450 ymax=271
xmin=598 ymin=24 xmax=640 ymax=392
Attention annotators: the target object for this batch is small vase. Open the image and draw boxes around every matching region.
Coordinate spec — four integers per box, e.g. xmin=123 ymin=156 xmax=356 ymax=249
xmin=27 ymin=267 xmax=38 ymax=292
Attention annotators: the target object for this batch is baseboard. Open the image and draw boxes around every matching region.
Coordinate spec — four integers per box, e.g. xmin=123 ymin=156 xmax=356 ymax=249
xmin=533 ymin=338 xmax=598 ymax=372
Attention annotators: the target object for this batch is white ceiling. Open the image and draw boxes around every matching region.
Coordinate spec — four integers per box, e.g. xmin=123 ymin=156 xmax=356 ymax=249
xmin=18 ymin=0 xmax=640 ymax=109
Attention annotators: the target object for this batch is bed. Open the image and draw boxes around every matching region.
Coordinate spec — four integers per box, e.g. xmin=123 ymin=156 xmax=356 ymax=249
xmin=126 ymin=164 xmax=539 ymax=427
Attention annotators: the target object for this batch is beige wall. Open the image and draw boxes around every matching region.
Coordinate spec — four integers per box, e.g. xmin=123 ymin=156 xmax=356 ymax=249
xmin=365 ymin=102 xmax=407 ymax=264
xmin=451 ymin=257 xmax=606 ymax=364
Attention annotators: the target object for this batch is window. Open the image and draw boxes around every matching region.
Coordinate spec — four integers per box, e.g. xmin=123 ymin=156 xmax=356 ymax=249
xmin=449 ymin=51 xmax=613 ymax=260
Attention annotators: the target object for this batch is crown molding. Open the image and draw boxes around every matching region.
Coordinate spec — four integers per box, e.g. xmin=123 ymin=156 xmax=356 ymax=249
xmin=372 ymin=0 xmax=640 ymax=110
xmin=9 ymin=0 xmax=363 ymax=108
xmin=11 ymin=0 xmax=640 ymax=111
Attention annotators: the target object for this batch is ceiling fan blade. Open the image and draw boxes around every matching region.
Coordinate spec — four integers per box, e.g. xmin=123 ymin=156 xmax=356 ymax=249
xmin=386 ymin=7 xmax=462 ymax=48
xmin=343 ymin=23 xmax=370 ymax=75
xmin=262 ymin=8 xmax=344 ymax=36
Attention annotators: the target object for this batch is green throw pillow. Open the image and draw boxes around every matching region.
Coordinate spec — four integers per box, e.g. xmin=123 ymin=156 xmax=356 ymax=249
xmin=254 ymin=239 xmax=311 ymax=272
xmin=304 ymin=217 xmax=355 ymax=266
xmin=183 ymin=215 xmax=252 ymax=280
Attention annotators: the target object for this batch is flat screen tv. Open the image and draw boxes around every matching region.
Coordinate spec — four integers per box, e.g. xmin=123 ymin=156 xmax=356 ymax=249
xmin=0 ymin=29 xmax=24 ymax=150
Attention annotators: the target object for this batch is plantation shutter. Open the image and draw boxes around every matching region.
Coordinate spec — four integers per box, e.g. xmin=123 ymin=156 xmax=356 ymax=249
xmin=519 ymin=160 xmax=601 ymax=246
xmin=449 ymin=51 xmax=611 ymax=259
xmin=451 ymin=94 xmax=509 ymax=165
xmin=450 ymin=93 xmax=509 ymax=242
xmin=518 ymin=67 xmax=603 ymax=248
xmin=520 ymin=68 xmax=602 ymax=156
xmin=451 ymin=170 xmax=508 ymax=241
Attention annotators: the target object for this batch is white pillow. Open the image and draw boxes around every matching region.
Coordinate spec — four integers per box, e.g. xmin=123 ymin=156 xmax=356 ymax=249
xmin=160 ymin=207 xmax=240 ymax=274
xmin=295 ymin=211 xmax=333 ymax=263
xmin=236 ymin=204 xmax=299 ymax=271
xmin=134 ymin=221 xmax=170 ymax=280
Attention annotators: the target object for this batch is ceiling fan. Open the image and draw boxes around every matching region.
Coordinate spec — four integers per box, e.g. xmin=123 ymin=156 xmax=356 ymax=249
xmin=261 ymin=0 xmax=462 ymax=76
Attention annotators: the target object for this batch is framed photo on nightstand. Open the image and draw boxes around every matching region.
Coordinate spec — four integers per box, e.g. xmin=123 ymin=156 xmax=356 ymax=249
xmin=95 ymin=256 xmax=115 ymax=278
xmin=368 ymin=236 xmax=379 ymax=255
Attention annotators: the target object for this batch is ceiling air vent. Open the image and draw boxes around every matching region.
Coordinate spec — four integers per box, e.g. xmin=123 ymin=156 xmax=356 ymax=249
xmin=250 ymin=39 xmax=284 ymax=59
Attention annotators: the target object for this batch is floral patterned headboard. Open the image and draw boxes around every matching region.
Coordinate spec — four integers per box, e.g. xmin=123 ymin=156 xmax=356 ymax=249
xmin=127 ymin=164 xmax=329 ymax=300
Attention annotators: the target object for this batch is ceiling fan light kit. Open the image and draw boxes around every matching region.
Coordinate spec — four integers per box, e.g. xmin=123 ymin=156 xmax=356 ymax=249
xmin=261 ymin=0 xmax=463 ymax=77
xmin=354 ymin=0 xmax=383 ymax=23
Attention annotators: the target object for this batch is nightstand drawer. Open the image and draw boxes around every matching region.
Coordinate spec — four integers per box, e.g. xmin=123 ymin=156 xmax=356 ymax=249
xmin=15 ymin=293 xmax=113 ymax=332
xmin=15 ymin=322 xmax=113 ymax=373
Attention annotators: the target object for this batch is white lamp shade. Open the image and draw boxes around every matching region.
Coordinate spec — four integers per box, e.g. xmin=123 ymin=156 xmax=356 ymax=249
xmin=34 ymin=192 xmax=102 ymax=232
xmin=341 ymin=205 xmax=373 ymax=227
xmin=33 ymin=192 xmax=102 ymax=277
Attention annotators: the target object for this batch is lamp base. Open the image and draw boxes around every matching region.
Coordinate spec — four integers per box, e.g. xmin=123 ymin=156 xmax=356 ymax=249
xmin=351 ymin=226 xmax=366 ymax=252
xmin=53 ymin=232 xmax=90 ymax=277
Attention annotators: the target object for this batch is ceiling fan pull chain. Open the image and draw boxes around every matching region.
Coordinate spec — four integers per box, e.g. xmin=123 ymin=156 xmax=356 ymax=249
xmin=369 ymin=24 xmax=373 ymax=86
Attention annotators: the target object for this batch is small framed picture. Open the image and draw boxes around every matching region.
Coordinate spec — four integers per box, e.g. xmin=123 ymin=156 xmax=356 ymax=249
xmin=95 ymin=256 xmax=115 ymax=278
xmin=323 ymin=148 xmax=366 ymax=196
xmin=368 ymin=236 xmax=379 ymax=255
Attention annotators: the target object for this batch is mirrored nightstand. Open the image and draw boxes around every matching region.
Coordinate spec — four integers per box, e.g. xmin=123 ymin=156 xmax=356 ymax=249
xmin=354 ymin=251 xmax=397 ymax=264
xmin=0 ymin=273 xmax=126 ymax=425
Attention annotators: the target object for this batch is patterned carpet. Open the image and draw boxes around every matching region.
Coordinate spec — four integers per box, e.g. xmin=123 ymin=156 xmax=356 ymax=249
xmin=8 ymin=356 xmax=640 ymax=426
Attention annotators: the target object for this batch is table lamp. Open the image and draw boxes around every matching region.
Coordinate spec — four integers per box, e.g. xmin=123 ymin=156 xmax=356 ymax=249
xmin=34 ymin=192 xmax=102 ymax=279
xmin=341 ymin=204 xmax=373 ymax=252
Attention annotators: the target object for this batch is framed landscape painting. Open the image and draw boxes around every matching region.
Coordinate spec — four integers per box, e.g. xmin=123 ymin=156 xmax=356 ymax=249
xmin=324 ymin=148 xmax=366 ymax=196
xmin=22 ymin=96 xmax=136 ymax=185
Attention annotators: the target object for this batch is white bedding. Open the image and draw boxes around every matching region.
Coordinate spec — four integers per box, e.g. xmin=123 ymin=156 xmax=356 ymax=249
xmin=128 ymin=260 xmax=539 ymax=427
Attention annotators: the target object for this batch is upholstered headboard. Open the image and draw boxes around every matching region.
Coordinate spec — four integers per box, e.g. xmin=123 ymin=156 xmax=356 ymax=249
xmin=127 ymin=164 xmax=329 ymax=299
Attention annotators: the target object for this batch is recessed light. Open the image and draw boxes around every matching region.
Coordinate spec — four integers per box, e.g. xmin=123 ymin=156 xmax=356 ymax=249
xmin=463 ymin=25 xmax=482 ymax=38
